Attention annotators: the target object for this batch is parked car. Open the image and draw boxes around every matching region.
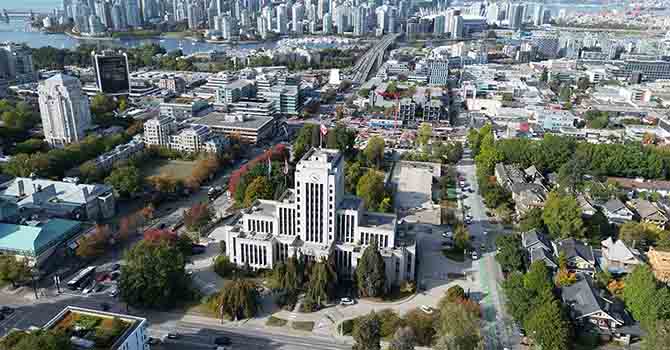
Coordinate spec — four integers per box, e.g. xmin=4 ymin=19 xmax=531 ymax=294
xmin=471 ymin=251 xmax=479 ymax=260
xmin=420 ymin=305 xmax=434 ymax=314
xmin=148 ymin=338 xmax=161 ymax=345
xmin=111 ymin=263 xmax=121 ymax=271
xmin=0 ymin=306 xmax=14 ymax=315
xmin=108 ymin=287 xmax=119 ymax=297
xmin=110 ymin=271 xmax=121 ymax=281
xmin=192 ymin=244 xmax=207 ymax=254
xmin=340 ymin=297 xmax=355 ymax=305
xmin=442 ymin=232 xmax=452 ymax=238
xmin=167 ymin=332 xmax=180 ymax=339
xmin=214 ymin=336 xmax=231 ymax=346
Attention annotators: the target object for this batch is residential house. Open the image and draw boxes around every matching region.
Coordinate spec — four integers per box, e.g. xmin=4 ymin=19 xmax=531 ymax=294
xmin=521 ymin=229 xmax=558 ymax=268
xmin=648 ymin=247 xmax=670 ymax=283
xmin=608 ymin=176 xmax=670 ymax=197
xmin=510 ymin=183 xmax=547 ymax=215
xmin=553 ymin=238 xmax=596 ymax=276
xmin=577 ymin=194 xmax=597 ymax=218
xmin=600 ymin=237 xmax=642 ymax=275
xmin=561 ymin=277 xmax=637 ymax=345
xmin=628 ymin=198 xmax=668 ymax=228
xmin=494 ymin=163 xmax=526 ymax=191
xmin=601 ymin=198 xmax=635 ymax=224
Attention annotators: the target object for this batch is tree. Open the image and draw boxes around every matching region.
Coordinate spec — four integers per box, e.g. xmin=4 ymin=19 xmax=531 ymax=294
xmin=436 ymin=300 xmax=482 ymax=350
xmin=388 ymin=327 xmax=416 ymax=350
xmin=542 ymin=191 xmax=585 ymax=239
xmin=356 ymin=243 xmax=387 ymax=298
xmin=243 ymin=176 xmax=273 ymax=207
xmin=644 ymin=319 xmax=670 ymax=350
xmin=90 ymin=93 xmax=118 ymax=117
xmin=524 ymin=261 xmax=553 ymax=295
xmin=183 ymin=202 xmax=213 ymax=233
xmin=217 ymin=278 xmax=259 ymax=320
xmin=353 ymin=311 xmax=381 ymax=350
xmin=76 ymin=225 xmax=110 ymax=259
xmin=105 ymin=165 xmax=142 ymax=198
xmin=345 ymin=161 xmax=364 ymax=194
xmin=501 ymin=272 xmax=534 ymax=323
xmin=119 ymin=239 xmax=189 ymax=309
xmin=416 ymin=123 xmax=432 ymax=147
xmin=214 ymin=255 xmax=236 ymax=278
xmin=306 ymin=257 xmax=338 ymax=307
xmin=623 ymin=265 xmax=670 ymax=328
xmin=364 ymin=136 xmax=385 ymax=169
xmin=519 ymin=207 xmax=545 ymax=232
xmin=453 ymin=224 xmax=470 ymax=251
xmin=495 ymin=235 xmax=524 ymax=273
xmin=0 ymin=256 xmax=30 ymax=287
xmin=0 ymin=330 xmax=72 ymax=350
xmin=358 ymin=88 xmax=370 ymax=98
xmin=559 ymin=85 xmax=572 ymax=101
xmin=356 ymin=169 xmax=386 ymax=211
xmin=540 ymin=68 xmax=548 ymax=83
xmin=445 ymin=285 xmax=466 ymax=303
xmin=524 ymin=296 xmax=570 ymax=350
xmin=292 ymin=124 xmax=319 ymax=161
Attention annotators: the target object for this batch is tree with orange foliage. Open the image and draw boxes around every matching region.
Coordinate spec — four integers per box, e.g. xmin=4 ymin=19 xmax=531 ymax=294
xmin=183 ymin=202 xmax=213 ymax=233
xmin=76 ymin=224 xmax=111 ymax=259
xmin=141 ymin=204 xmax=155 ymax=221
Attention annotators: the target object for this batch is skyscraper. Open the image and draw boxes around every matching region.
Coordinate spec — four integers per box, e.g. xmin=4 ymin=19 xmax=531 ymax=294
xmin=0 ymin=43 xmax=37 ymax=84
xmin=509 ymin=3 xmax=523 ymax=29
xmin=451 ymin=14 xmax=463 ymax=39
xmin=335 ymin=4 xmax=348 ymax=34
xmin=38 ymin=74 xmax=92 ymax=148
xmin=276 ymin=3 xmax=288 ymax=34
xmin=322 ymin=11 xmax=332 ymax=34
xmin=207 ymin=0 xmax=217 ymax=29
xmin=533 ymin=4 xmax=543 ymax=26
xmin=92 ymin=50 xmax=131 ymax=95
xmin=352 ymin=5 xmax=367 ymax=36
xmin=110 ymin=2 xmax=127 ymax=30
xmin=292 ymin=2 xmax=304 ymax=34
xmin=317 ymin=0 xmax=327 ymax=20
xmin=124 ymin=0 xmax=141 ymax=27
xmin=433 ymin=14 xmax=445 ymax=35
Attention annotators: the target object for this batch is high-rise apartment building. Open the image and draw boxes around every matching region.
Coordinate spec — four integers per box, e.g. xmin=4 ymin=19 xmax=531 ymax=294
xmin=352 ymin=5 xmax=367 ymax=36
xmin=0 ymin=43 xmax=37 ymax=84
xmin=323 ymin=11 xmax=332 ymax=34
xmin=276 ymin=3 xmax=288 ymax=34
xmin=143 ymin=115 xmax=176 ymax=147
xmin=38 ymin=74 xmax=92 ymax=148
xmin=124 ymin=0 xmax=141 ymax=27
xmin=92 ymin=50 xmax=131 ymax=95
xmin=220 ymin=148 xmax=416 ymax=286
xmin=292 ymin=2 xmax=304 ymax=34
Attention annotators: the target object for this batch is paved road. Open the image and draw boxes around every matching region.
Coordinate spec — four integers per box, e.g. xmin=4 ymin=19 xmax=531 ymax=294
xmin=457 ymin=148 xmax=520 ymax=350
xmin=150 ymin=321 xmax=352 ymax=350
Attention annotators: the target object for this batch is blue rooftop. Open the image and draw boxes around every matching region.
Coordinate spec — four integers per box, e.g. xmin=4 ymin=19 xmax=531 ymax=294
xmin=0 ymin=219 xmax=81 ymax=256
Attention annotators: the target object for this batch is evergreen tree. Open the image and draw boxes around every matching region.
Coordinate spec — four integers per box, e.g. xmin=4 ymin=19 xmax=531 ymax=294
xmin=352 ymin=311 xmax=381 ymax=350
xmin=356 ymin=242 xmax=387 ymax=298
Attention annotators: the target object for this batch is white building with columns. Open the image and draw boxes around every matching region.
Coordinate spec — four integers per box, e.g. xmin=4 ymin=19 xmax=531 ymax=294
xmin=219 ymin=148 xmax=416 ymax=286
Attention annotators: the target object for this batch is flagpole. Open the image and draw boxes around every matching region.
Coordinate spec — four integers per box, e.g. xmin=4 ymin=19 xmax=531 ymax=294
xmin=319 ymin=116 xmax=323 ymax=149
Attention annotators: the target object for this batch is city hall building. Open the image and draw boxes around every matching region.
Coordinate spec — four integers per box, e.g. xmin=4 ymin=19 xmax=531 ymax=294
xmin=219 ymin=148 xmax=416 ymax=287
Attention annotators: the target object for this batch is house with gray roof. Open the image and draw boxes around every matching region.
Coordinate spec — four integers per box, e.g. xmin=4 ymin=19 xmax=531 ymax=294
xmin=601 ymin=198 xmax=634 ymax=224
xmin=627 ymin=198 xmax=668 ymax=228
xmin=553 ymin=238 xmax=596 ymax=276
xmin=521 ymin=229 xmax=557 ymax=269
xmin=561 ymin=277 xmax=639 ymax=345
xmin=601 ymin=237 xmax=642 ymax=274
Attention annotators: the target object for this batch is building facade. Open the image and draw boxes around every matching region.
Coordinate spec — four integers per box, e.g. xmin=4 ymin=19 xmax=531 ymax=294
xmin=38 ymin=74 xmax=92 ymax=148
xmin=218 ymin=148 xmax=416 ymax=287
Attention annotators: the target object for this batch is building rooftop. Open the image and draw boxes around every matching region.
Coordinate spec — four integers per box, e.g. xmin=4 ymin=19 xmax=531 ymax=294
xmin=43 ymin=306 xmax=146 ymax=350
xmin=360 ymin=212 xmax=396 ymax=231
xmin=0 ymin=219 xmax=81 ymax=257
xmin=0 ymin=177 xmax=113 ymax=207
xmin=197 ymin=112 xmax=274 ymax=131
xmin=246 ymin=200 xmax=277 ymax=218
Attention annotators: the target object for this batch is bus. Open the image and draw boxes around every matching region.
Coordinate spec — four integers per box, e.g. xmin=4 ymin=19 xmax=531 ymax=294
xmin=67 ymin=266 xmax=97 ymax=291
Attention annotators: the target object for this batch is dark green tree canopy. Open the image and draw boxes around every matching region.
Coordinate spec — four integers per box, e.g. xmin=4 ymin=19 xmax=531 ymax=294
xmin=356 ymin=243 xmax=387 ymax=298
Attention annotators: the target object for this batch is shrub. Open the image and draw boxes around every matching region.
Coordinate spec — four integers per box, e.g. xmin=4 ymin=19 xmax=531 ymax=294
xmin=213 ymin=255 xmax=235 ymax=278
xmin=377 ymin=309 xmax=405 ymax=339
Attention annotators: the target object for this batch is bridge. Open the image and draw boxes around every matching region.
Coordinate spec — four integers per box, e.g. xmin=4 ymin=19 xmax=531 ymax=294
xmin=350 ymin=33 xmax=400 ymax=84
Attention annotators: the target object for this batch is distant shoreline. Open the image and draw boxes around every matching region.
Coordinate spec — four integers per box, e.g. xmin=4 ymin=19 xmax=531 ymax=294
xmin=63 ymin=31 xmax=117 ymax=41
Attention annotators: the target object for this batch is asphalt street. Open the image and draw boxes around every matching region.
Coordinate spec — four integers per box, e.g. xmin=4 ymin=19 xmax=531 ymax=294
xmin=150 ymin=321 xmax=352 ymax=350
xmin=457 ymin=148 xmax=521 ymax=350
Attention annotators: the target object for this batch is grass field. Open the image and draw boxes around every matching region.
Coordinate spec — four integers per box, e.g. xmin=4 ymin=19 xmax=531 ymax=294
xmin=141 ymin=159 xmax=196 ymax=180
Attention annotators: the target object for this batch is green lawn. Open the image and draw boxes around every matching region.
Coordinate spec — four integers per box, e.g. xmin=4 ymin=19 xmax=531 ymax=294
xmin=442 ymin=247 xmax=465 ymax=262
xmin=266 ymin=316 xmax=288 ymax=327
xmin=291 ymin=321 xmax=315 ymax=332
xmin=141 ymin=159 xmax=196 ymax=180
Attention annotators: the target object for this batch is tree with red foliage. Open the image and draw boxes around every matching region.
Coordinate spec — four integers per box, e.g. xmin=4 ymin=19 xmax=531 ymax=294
xmin=143 ymin=228 xmax=193 ymax=258
xmin=77 ymin=224 xmax=111 ymax=259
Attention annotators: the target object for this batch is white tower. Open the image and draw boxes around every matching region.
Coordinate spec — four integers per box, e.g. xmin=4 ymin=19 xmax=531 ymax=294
xmin=38 ymin=74 xmax=92 ymax=148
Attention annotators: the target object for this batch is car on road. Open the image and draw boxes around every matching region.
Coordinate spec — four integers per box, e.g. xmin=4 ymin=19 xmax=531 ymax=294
xmin=110 ymin=271 xmax=121 ymax=281
xmin=340 ymin=297 xmax=355 ymax=305
xmin=111 ymin=263 xmax=121 ymax=271
xmin=483 ymin=231 xmax=488 ymax=236
xmin=420 ymin=305 xmax=434 ymax=314
xmin=471 ymin=251 xmax=479 ymax=260
xmin=465 ymin=218 xmax=472 ymax=225
xmin=214 ymin=336 xmax=232 ymax=346
xmin=442 ymin=232 xmax=452 ymax=238
xmin=480 ymin=243 xmax=486 ymax=250
xmin=191 ymin=244 xmax=207 ymax=254
xmin=148 ymin=338 xmax=161 ymax=345
xmin=108 ymin=287 xmax=119 ymax=297
xmin=0 ymin=306 xmax=14 ymax=315
xmin=167 ymin=332 xmax=180 ymax=339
